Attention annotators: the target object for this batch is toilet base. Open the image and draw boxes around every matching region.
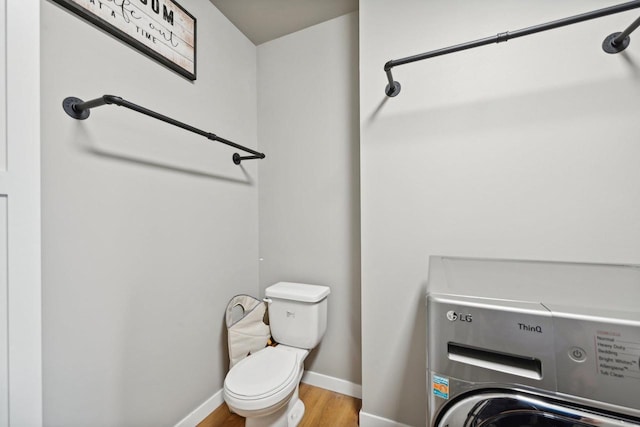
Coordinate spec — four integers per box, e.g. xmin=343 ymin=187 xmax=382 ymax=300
xmin=287 ymin=398 xmax=305 ymax=426
xmin=245 ymin=385 xmax=305 ymax=427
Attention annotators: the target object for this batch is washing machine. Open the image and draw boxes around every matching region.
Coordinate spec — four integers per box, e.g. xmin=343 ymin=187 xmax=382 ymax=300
xmin=426 ymin=256 xmax=640 ymax=426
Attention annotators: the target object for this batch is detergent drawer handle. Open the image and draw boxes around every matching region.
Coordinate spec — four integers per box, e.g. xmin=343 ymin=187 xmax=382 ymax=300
xmin=448 ymin=342 xmax=542 ymax=380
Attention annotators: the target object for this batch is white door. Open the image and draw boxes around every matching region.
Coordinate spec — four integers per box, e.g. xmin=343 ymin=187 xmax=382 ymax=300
xmin=0 ymin=1 xmax=42 ymax=426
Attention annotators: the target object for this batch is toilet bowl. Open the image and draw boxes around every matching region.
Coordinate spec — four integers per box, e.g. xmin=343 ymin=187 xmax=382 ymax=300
xmin=223 ymin=282 xmax=330 ymax=427
xmin=224 ymin=346 xmax=308 ymax=426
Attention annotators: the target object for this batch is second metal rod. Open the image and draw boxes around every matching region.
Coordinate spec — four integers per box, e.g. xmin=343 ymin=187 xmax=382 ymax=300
xmin=384 ymin=0 xmax=640 ymax=96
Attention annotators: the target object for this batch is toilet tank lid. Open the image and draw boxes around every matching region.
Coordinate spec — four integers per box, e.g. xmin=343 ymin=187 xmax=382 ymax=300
xmin=265 ymin=282 xmax=330 ymax=303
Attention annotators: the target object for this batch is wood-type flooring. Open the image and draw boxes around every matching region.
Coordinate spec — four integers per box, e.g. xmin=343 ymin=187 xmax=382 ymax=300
xmin=197 ymin=383 xmax=361 ymax=427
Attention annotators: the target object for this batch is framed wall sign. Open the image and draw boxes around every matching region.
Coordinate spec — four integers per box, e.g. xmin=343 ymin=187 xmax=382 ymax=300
xmin=51 ymin=0 xmax=197 ymax=80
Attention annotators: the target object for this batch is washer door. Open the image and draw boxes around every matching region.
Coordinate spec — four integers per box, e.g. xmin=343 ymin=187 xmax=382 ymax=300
xmin=436 ymin=392 xmax=640 ymax=427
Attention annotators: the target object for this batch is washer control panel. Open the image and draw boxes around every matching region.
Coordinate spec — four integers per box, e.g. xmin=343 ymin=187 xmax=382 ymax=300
xmin=553 ymin=306 xmax=640 ymax=411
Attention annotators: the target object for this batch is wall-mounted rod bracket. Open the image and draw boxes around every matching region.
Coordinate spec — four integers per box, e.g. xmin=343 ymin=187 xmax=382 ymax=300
xmin=384 ymin=0 xmax=640 ymax=97
xmin=62 ymin=94 xmax=265 ymax=165
xmin=603 ymin=14 xmax=640 ymax=53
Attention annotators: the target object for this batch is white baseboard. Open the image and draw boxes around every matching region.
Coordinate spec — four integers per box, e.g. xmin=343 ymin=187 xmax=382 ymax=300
xmin=301 ymin=370 xmax=362 ymax=399
xmin=359 ymin=411 xmax=414 ymax=427
xmin=174 ymin=388 xmax=224 ymax=427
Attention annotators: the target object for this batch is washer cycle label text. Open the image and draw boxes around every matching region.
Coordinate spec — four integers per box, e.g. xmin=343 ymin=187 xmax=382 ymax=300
xmin=596 ymin=330 xmax=640 ymax=380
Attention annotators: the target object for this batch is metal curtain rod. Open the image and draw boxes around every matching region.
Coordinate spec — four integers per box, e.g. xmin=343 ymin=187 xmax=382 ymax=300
xmin=384 ymin=0 xmax=640 ymax=97
xmin=62 ymin=95 xmax=265 ymax=165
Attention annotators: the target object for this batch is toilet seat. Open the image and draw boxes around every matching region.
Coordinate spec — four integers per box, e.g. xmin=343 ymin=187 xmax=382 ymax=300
xmin=224 ymin=346 xmax=300 ymax=414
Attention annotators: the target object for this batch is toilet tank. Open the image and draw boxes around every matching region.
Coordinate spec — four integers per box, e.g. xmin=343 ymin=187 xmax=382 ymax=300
xmin=265 ymin=282 xmax=330 ymax=349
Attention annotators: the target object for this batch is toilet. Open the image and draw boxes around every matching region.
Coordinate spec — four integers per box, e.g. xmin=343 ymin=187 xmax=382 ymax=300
xmin=223 ymin=282 xmax=330 ymax=427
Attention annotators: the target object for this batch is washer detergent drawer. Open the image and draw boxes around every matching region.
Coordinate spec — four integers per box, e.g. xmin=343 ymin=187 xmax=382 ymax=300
xmin=427 ymin=294 xmax=557 ymax=390
xmin=435 ymin=391 xmax=640 ymax=427
xmin=551 ymin=306 xmax=640 ymax=415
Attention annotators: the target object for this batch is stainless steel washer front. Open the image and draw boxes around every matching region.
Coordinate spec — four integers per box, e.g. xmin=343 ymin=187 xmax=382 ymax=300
xmin=426 ymin=257 xmax=640 ymax=427
xmin=437 ymin=391 xmax=638 ymax=426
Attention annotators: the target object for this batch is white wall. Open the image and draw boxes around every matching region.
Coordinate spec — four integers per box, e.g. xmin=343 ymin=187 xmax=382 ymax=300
xmin=360 ymin=1 xmax=640 ymax=425
xmin=41 ymin=1 xmax=258 ymax=425
xmin=257 ymin=13 xmax=361 ymax=387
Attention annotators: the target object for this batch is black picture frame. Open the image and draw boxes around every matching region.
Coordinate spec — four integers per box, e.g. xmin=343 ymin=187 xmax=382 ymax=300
xmin=50 ymin=0 xmax=197 ymax=81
